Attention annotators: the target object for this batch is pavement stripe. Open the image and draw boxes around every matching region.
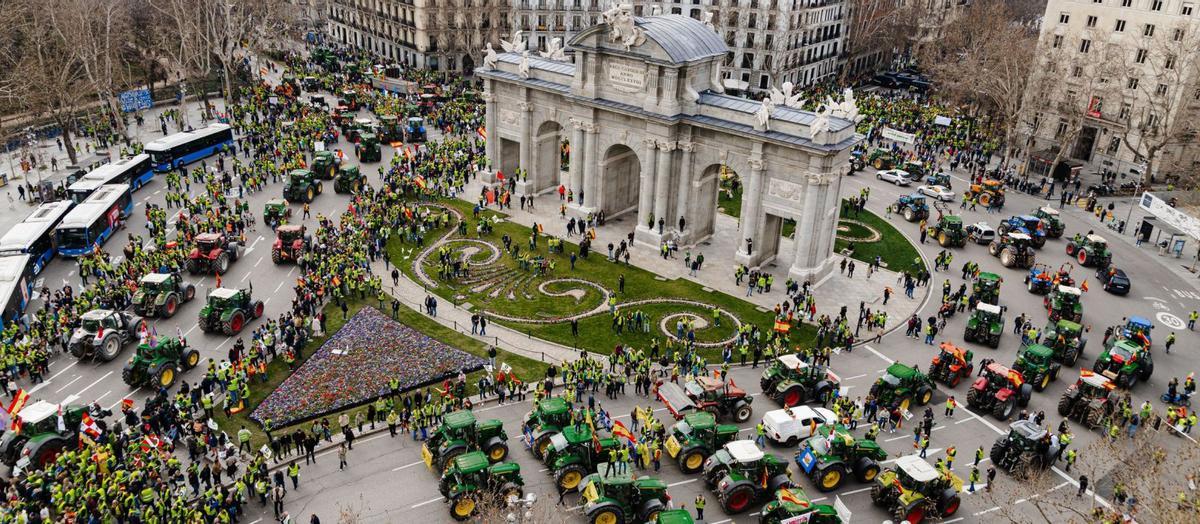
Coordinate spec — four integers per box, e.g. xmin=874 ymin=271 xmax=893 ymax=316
xmin=74 ymin=371 xmax=113 ymax=397
xmin=55 ymin=376 xmax=83 ymax=393
xmin=48 ymin=361 xmax=79 ymax=381
xmin=391 ymin=460 xmax=423 ymax=472
xmin=842 ymin=373 xmax=868 ymax=380
xmin=667 ymin=479 xmax=697 ymax=487
xmin=861 ymin=344 xmax=895 ymax=364
xmin=410 ymin=496 xmax=442 ymax=508
xmin=882 ymin=449 xmax=941 ymax=464
xmin=840 ymin=486 xmax=874 ymax=495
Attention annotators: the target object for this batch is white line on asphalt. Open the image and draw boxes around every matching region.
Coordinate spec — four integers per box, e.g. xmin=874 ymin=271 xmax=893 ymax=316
xmin=287 ymin=266 xmax=296 ymax=276
xmin=958 ymin=405 xmax=1006 ymax=436
xmin=274 ymin=280 xmax=285 ymax=293
xmin=567 ymin=504 xmax=584 ymax=510
xmin=241 ymin=272 xmax=251 ymax=282
xmin=74 ymin=371 xmax=113 ymax=397
xmin=255 ymin=255 xmax=263 ymax=267
xmin=29 ymin=381 xmax=51 ymax=394
xmin=974 ymin=506 xmax=1001 ymax=516
xmin=955 ymin=416 xmax=975 ymax=424
xmin=1050 ymin=466 xmax=1113 ymax=510
xmin=842 ymin=373 xmax=868 ymax=380
xmin=883 ymin=449 xmax=941 ymax=464
xmin=410 ymin=497 xmax=442 ymax=509
xmin=48 ymin=361 xmax=79 ymax=381
xmin=154 ymin=190 xmax=162 ymax=195
xmin=183 ymin=324 xmax=199 ymax=337
xmin=942 ymin=517 xmax=965 ymax=523
xmin=667 ymin=479 xmax=697 ymax=487
xmin=710 ymin=520 xmax=731 ymax=524
xmin=861 ymin=344 xmax=895 ymax=364
xmin=883 ymin=425 xmax=944 ymax=443
xmin=841 ymin=486 xmax=874 ymax=495
xmin=108 ymin=388 xmax=141 ymax=411
xmin=247 ymin=519 xmax=261 ymax=524
xmin=55 ymin=376 xmax=83 ymax=393
xmin=391 ymin=460 xmax=423 ymax=471
xmin=94 ymin=390 xmax=111 ymax=404
xmin=962 ymin=484 xmax=987 ymax=494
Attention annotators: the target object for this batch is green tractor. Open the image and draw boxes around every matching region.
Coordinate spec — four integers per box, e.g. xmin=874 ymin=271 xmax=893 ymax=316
xmin=758 ymin=487 xmax=850 ymax=524
xmin=891 ymin=193 xmax=929 ymax=222
xmin=282 ymin=169 xmax=324 ymax=203
xmin=0 ymin=401 xmax=86 ymax=471
xmin=543 ymin=425 xmax=621 ymax=492
xmin=422 ymin=410 xmax=510 ymax=473
xmin=580 ymin=469 xmax=671 ymax=524
xmin=654 ymin=510 xmax=701 ymax=524
xmin=868 ymin=363 xmax=936 ymax=411
xmin=990 ymin=420 xmax=1060 ymax=479
xmin=971 ymin=272 xmax=1002 ymax=306
xmin=131 ymin=271 xmax=197 ymax=319
xmin=333 ymin=165 xmax=368 ymax=194
xmin=759 ymin=353 xmax=841 ymax=407
xmin=869 ymin=455 xmax=963 ymax=524
xmin=1093 ymin=339 xmax=1153 ymax=389
xmin=866 ymin=148 xmax=897 ymax=170
xmin=310 ymin=151 xmax=338 ymax=180
xmin=703 ymin=440 xmax=796 ymax=514
xmin=926 ymin=215 xmax=966 ymax=247
xmin=963 ymin=302 xmax=1005 ymax=349
xmin=1065 ymin=234 xmax=1112 ymax=268
xmin=1012 ymin=344 xmax=1061 ymax=392
xmin=263 ymin=198 xmax=291 ymax=226
xmin=121 ymin=336 xmax=201 ymax=389
xmin=437 ymin=451 xmax=525 ymax=521
xmin=356 ymin=132 xmax=381 ymax=163
xmin=664 ymin=410 xmax=740 ymax=473
xmin=521 ymin=396 xmax=573 ymax=459
xmin=1033 ymin=206 xmax=1065 ymax=238
xmin=377 ymin=114 xmax=402 ymax=142
xmin=1041 ymin=319 xmax=1087 ymax=366
xmin=1044 ymin=285 xmax=1083 ymax=323
xmin=988 ymin=232 xmax=1036 ymax=269
xmin=197 ymin=287 xmax=264 ymax=336
xmin=795 ymin=424 xmax=888 ymax=492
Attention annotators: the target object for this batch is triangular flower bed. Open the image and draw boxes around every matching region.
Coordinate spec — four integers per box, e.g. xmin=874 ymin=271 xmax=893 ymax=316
xmin=250 ymin=306 xmax=486 ymax=426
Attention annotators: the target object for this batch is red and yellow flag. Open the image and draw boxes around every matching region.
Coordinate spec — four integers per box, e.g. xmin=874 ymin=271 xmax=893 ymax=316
xmin=414 ymin=176 xmax=427 ymax=189
xmin=477 ymin=127 xmax=487 ymax=140
xmin=773 ymin=320 xmax=791 ymax=333
xmin=778 ymin=488 xmax=809 ymax=507
xmin=612 ymin=420 xmax=637 ymax=445
xmin=7 ymin=389 xmax=29 ymax=416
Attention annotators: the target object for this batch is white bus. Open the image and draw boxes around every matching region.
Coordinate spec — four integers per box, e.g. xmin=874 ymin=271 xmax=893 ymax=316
xmin=0 ymin=200 xmax=73 ymax=276
xmin=145 ymin=124 xmax=234 ymax=172
xmin=0 ymin=254 xmax=34 ymax=330
xmin=66 ymin=153 xmax=155 ymax=203
xmin=55 ymin=185 xmax=134 ymax=257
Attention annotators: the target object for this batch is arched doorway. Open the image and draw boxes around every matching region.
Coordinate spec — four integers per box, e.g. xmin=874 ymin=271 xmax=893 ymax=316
xmin=692 ymin=163 xmax=726 ymax=241
xmin=532 ymin=121 xmax=563 ymax=195
xmin=600 ymin=144 xmax=640 ymax=217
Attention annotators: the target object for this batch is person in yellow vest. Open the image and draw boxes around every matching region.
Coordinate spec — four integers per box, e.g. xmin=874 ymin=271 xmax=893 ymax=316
xmin=694 ymin=494 xmax=706 ymax=520
xmin=945 ymin=446 xmax=956 ymax=470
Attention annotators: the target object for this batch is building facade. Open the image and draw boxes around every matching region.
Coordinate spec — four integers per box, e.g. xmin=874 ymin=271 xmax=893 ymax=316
xmin=1021 ymin=0 xmax=1200 ymax=180
xmin=327 ymin=0 xmax=510 ymax=71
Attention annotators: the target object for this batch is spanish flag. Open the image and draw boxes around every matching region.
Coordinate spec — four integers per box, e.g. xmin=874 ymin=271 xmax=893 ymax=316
xmin=1080 ymin=279 xmax=1089 ymax=292
xmin=7 ymin=389 xmax=30 ymax=416
xmin=414 ymin=176 xmax=427 ymax=189
xmin=477 ymin=127 xmax=487 ymax=140
xmin=778 ymin=488 xmax=809 ymax=507
xmin=773 ymin=320 xmax=791 ymax=333
xmin=612 ymin=420 xmax=638 ymax=445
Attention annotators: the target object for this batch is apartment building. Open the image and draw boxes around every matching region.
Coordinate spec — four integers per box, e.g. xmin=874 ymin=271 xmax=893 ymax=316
xmin=327 ymin=0 xmax=510 ymax=71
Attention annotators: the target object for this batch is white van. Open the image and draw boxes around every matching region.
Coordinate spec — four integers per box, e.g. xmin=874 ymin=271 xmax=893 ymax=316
xmin=761 ymin=406 xmax=837 ymax=446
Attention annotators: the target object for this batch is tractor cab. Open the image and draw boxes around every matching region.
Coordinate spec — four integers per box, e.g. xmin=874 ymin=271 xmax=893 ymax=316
xmin=276 ymin=225 xmax=306 ymax=244
xmin=894 ymin=455 xmax=942 ymax=491
xmin=406 ymin=117 xmax=427 ymax=142
xmin=1016 ymin=344 xmax=1055 ymax=370
xmin=691 ymin=376 xmax=747 ymax=401
xmin=1122 ymin=316 xmax=1153 ymax=347
xmin=925 ymin=172 xmax=952 ymax=189
xmin=378 ymin=114 xmax=401 ymax=142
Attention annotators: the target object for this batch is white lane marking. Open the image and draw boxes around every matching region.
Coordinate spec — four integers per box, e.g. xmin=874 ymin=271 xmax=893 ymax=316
xmin=154 ymin=190 xmax=162 ymax=195
xmin=955 ymin=416 xmax=975 ymax=424
xmin=255 ymin=256 xmax=263 ymax=267
xmin=48 ymin=361 xmax=79 ymax=381
xmin=667 ymin=479 xmax=697 ymax=487
xmin=1050 ymin=466 xmax=1113 ymax=509
xmin=943 ymin=518 xmax=965 ymax=524
xmin=840 ymin=486 xmax=874 ymax=495
xmin=29 ymin=381 xmax=51 ymax=394
xmin=861 ymin=344 xmax=895 ymax=364
xmin=410 ymin=496 xmax=443 ymax=508
xmin=94 ymin=390 xmax=112 ymax=404
xmin=883 ymin=425 xmax=944 ymax=443
xmin=391 ymin=460 xmax=423 ymax=471
xmin=55 ymin=376 xmax=83 ymax=393
xmin=274 ymin=280 xmax=286 ymax=293
xmin=108 ymin=388 xmax=141 ymax=411
xmin=74 ymin=371 xmax=113 ymax=397
xmin=241 ymin=272 xmax=251 ymax=282
xmin=183 ymin=324 xmax=199 ymax=337
xmin=974 ymin=506 xmax=1001 ymax=516
xmin=958 ymin=405 xmax=1006 ymax=436
xmin=843 ymin=373 xmax=868 ymax=380
xmin=882 ymin=449 xmax=941 ymax=464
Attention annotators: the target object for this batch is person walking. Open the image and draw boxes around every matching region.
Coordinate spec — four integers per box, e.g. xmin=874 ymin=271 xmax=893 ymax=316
xmin=288 ymin=462 xmax=300 ymax=489
xmin=237 ymin=425 xmax=253 ymax=454
xmin=969 ymin=467 xmax=980 ymax=493
xmin=986 ymin=466 xmax=996 ymax=493
xmin=1078 ymin=474 xmax=1089 ymax=497
xmin=694 ymin=495 xmax=706 ymax=520
xmin=338 ymin=443 xmax=349 ymax=470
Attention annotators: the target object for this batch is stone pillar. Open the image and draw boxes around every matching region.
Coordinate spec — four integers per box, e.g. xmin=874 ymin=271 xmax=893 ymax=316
xmin=569 ymin=118 xmax=585 ymax=200
xmin=660 ymin=68 xmax=681 ymax=115
xmin=675 ymin=141 xmax=694 ymax=242
xmin=789 ymin=173 xmax=836 ymax=281
xmin=813 ymin=175 xmax=840 ymax=270
xmin=636 ymin=137 xmax=657 ymax=232
xmin=652 ymin=140 xmax=674 ymax=233
xmin=481 ymin=90 xmax=499 ymax=185
xmin=581 ymin=123 xmax=599 ymax=212
xmin=643 ymin=66 xmax=661 ymax=112
xmin=735 ymin=156 xmax=765 ymax=266
xmin=518 ymin=101 xmax=532 ymax=182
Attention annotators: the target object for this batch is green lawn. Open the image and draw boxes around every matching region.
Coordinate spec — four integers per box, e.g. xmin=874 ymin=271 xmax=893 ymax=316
xmin=215 ymin=297 xmax=550 ymax=449
xmin=835 ymin=200 xmax=927 ymax=275
xmin=388 ymin=199 xmax=816 ymax=361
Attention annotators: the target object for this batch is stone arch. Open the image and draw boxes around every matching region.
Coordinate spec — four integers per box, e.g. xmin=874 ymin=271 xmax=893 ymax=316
xmin=599 ymin=144 xmax=640 ymax=218
xmin=692 ymin=162 xmax=730 ymax=242
xmin=530 ymin=120 xmax=564 ymax=195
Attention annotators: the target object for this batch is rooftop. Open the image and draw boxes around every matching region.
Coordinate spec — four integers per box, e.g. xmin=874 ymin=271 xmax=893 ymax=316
xmin=1086 ymin=234 xmax=1107 ymax=243
xmin=976 ymin=302 xmax=1002 ymax=314
xmin=141 ymin=273 xmax=171 ymax=284
xmin=777 ymin=353 xmax=808 ymax=371
xmin=895 ymin=455 xmax=940 ymax=482
xmin=209 ymin=288 xmax=240 ymax=300
xmin=725 ymin=440 xmax=765 ymax=463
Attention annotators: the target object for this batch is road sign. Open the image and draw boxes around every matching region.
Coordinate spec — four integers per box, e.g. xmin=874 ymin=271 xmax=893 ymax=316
xmin=118 ymin=89 xmax=153 ymax=113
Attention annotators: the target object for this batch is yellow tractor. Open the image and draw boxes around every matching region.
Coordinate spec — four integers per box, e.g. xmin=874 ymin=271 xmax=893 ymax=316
xmin=965 ymin=179 xmax=1006 ymax=208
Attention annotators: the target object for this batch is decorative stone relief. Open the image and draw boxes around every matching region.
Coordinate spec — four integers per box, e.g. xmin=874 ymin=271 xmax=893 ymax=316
xmin=767 ymin=179 xmax=804 ymax=202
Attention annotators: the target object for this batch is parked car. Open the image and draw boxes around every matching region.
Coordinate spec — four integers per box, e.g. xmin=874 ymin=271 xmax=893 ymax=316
xmin=877 ymin=169 xmax=913 ymax=186
xmin=760 ymin=406 xmax=837 ymax=447
xmin=918 ymin=184 xmax=956 ymax=202
xmin=966 ymin=222 xmax=996 ymax=245
xmin=1097 ymin=267 xmax=1131 ymax=295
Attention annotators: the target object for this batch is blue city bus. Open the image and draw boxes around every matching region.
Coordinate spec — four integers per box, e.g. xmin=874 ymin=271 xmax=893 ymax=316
xmin=54 ymin=184 xmax=134 ymax=257
xmin=0 ymin=253 xmax=34 ymax=330
xmin=0 ymin=200 xmax=73 ymax=277
xmin=66 ymin=153 xmax=154 ymax=203
xmin=145 ymin=124 xmax=234 ymax=172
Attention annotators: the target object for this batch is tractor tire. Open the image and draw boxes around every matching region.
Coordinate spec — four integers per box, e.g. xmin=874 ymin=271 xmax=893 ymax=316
xmin=439 ymin=448 xmax=466 ymax=474
xmin=988 ymin=241 xmax=1001 ymax=256
xmin=916 ymin=386 xmax=934 ymax=406
xmin=963 ymin=328 xmax=975 ymax=343
xmin=184 ymin=349 xmax=200 ymax=370
xmin=895 ymin=503 xmax=927 ymax=524
xmin=993 ymin=397 xmax=1016 ymax=421
xmin=768 ymin=473 xmax=794 ymax=492
xmin=121 ymin=364 xmax=137 ymax=387
xmin=252 ymin=300 xmax=265 ymax=318
xmin=186 ymin=258 xmax=201 ymax=274
xmin=184 ymin=285 xmax=196 ymax=301
xmin=680 ymin=448 xmax=707 ymax=473
xmin=990 ymin=440 xmax=1007 ymax=467
xmin=484 ymin=437 xmax=508 ymax=462
xmin=1057 ymin=394 xmax=1073 ymax=417
xmin=1140 ymin=361 xmax=1154 ymax=381
xmin=1000 ymin=248 xmax=1016 ymax=268
xmin=153 ymin=363 xmax=176 ymax=389
xmin=904 ymin=208 xmax=916 ymax=222
xmin=989 ymin=334 xmax=1001 ymax=349
xmin=733 ymin=402 xmax=753 ymax=423
xmin=638 ymin=500 xmax=666 ymax=523
xmin=272 ymin=248 xmax=283 ymax=264
xmin=997 ymin=224 xmax=1009 ymax=236
xmin=1085 ymin=406 xmax=1106 ymax=428
xmin=533 ymin=434 xmax=554 ymax=460
xmin=162 ymin=294 xmax=179 ymax=318
xmin=499 ymin=482 xmax=524 ymax=506
xmin=1031 ymin=235 xmax=1046 ymax=249
xmin=32 ymin=438 xmax=67 ymax=468
xmin=1035 ymin=373 xmax=1050 ymax=392
xmin=1078 ymin=250 xmax=1089 ymax=266
xmin=966 ymin=387 xmax=983 ymax=409
xmin=305 ymin=187 xmax=315 ymax=203
xmin=979 ymin=193 xmax=992 ymax=207
xmin=938 ymin=232 xmax=949 ymax=247
xmin=780 ymin=385 xmax=806 ymax=407
xmin=223 ymin=311 xmax=246 ymax=335
xmin=854 ymin=456 xmax=881 ymax=482
xmin=588 ymin=506 xmax=623 ymax=524
xmin=99 ymin=334 xmax=123 ymax=361
xmin=214 ymin=253 xmax=230 ymax=275
xmin=948 ymin=371 xmax=962 ymax=388
xmin=870 ymin=483 xmax=889 ymax=506
xmin=938 ymin=489 xmax=962 ymax=517
xmin=315 ymin=182 xmax=324 ymax=195
xmin=448 ymin=492 xmax=478 ymax=521
xmin=555 ymin=464 xmax=587 ymax=492
xmin=815 ymin=463 xmax=846 ymax=492
xmin=719 ymin=483 xmax=757 ymax=514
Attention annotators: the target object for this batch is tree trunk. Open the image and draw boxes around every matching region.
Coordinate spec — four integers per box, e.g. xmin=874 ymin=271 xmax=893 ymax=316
xmin=59 ymin=117 xmax=78 ymax=165
xmin=222 ymin=62 xmax=235 ymax=108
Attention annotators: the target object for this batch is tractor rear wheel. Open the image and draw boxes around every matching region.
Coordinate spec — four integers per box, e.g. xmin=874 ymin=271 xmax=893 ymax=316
xmin=733 ymin=403 xmax=753 ymax=423
xmin=938 ymin=232 xmax=949 ymax=247
xmin=555 ymin=464 xmax=587 ymax=491
xmin=1000 ymin=248 xmax=1016 ymax=267
xmin=1057 ymin=394 xmax=1073 ymax=416
xmin=1078 ymin=250 xmax=1089 ymax=265
xmin=99 ymin=334 xmax=122 ymax=361
xmin=988 ymin=241 xmax=1001 ymax=256
xmin=588 ymin=507 xmax=623 ymax=524
xmin=904 ymin=208 xmax=916 ymax=222
xmin=448 ymin=492 xmax=477 ymax=521
xmin=214 ymin=253 xmax=230 ymax=274
xmin=1036 ymin=373 xmax=1050 ymax=392
xmin=680 ymin=448 xmax=706 ymax=473
xmin=938 ymin=490 xmax=962 ymax=516
xmin=154 ymin=363 xmax=176 ymax=389
xmin=816 ymin=463 xmax=846 ymax=492
xmin=854 ymin=457 xmax=881 ymax=482
xmin=184 ymin=349 xmax=200 ymax=369
xmin=224 ymin=312 xmax=246 ymax=335
xmin=993 ymin=397 xmax=1016 ymax=420
xmin=272 ymin=248 xmax=283 ymax=264
xmin=948 ymin=372 xmax=961 ymax=388
xmin=917 ymin=386 xmax=934 ymax=406
xmin=720 ymin=484 xmax=756 ymax=514
xmin=252 ymin=300 xmax=265 ymax=318
xmin=895 ymin=504 xmax=925 ymax=524
xmin=162 ymin=295 xmax=179 ymax=318
xmin=33 ymin=438 xmax=67 ymax=467
xmin=781 ymin=386 xmax=805 ymax=407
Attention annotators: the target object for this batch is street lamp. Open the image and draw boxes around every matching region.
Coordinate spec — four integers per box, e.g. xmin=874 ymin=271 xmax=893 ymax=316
xmin=1123 ymin=182 xmax=1142 ymax=236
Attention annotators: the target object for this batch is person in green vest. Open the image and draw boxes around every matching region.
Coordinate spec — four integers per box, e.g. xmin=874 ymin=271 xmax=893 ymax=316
xmin=288 ymin=462 xmax=300 ymax=489
xmin=237 ymin=426 xmax=253 ymax=454
xmin=694 ymin=494 xmax=706 ymax=520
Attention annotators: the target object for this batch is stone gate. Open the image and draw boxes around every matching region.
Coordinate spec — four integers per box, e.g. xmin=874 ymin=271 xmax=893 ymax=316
xmin=476 ymin=11 xmax=861 ymax=281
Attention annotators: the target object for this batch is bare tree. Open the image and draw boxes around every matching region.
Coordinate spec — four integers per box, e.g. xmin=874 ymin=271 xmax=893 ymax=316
xmin=48 ymin=0 xmax=134 ymax=137
xmin=841 ymin=0 xmax=909 ymax=81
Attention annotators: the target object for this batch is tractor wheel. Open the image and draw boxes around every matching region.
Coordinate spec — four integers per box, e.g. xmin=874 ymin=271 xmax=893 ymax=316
xmin=733 ymin=402 xmax=753 ymax=423
xmin=272 ymin=248 xmax=283 ymax=264
xmin=680 ymin=448 xmax=706 ymax=473
xmin=448 ymin=492 xmax=478 ymax=521
xmin=781 ymin=386 xmax=806 ymax=407
xmin=638 ymin=499 xmax=666 ymax=523
xmin=938 ymin=232 xmax=949 ymax=247
xmin=1000 ymin=248 xmax=1016 ymax=268
xmin=963 ymin=328 xmax=975 ymax=343
xmin=184 ymin=285 xmax=196 ymax=301
xmin=870 ymin=483 xmax=886 ymax=506
xmin=184 ymin=349 xmax=200 ymax=370
xmin=948 ymin=372 xmax=961 ymax=388
xmin=997 ymin=224 xmax=1009 ymax=236
xmin=439 ymin=448 xmax=466 ymax=474
xmin=588 ymin=507 xmax=623 ymax=524
xmin=904 ymin=208 xmax=916 ymax=222
xmin=224 ymin=311 xmax=246 ymax=335
xmin=979 ymin=193 xmax=992 ymax=207
xmin=315 ymin=182 xmax=323 ymax=194
xmin=988 ymin=241 xmax=1001 ymax=256
xmin=895 ymin=503 xmax=925 ymax=524
xmin=99 ymin=334 xmax=123 ymax=361
xmin=499 ymin=482 xmax=523 ymax=506
xmin=214 ymin=253 xmax=230 ymax=274
xmin=874 ymin=159 xmax=884 ymax=169
xmin=1057 ymin=394 xmax=1073 ymax=416
xmin=1085 ymin=406 xmax=1105 ymax=428
xmin=1140 ymin=361 xmax=1154 ymax=381
xmin=252 ymin=300 xmax=265 ymax=318
xmin=1078 ymin=250 xmax=1089 ymax=265
xmin=162 ymin=294 xmax=179 ymax=318
xmin=533 ymin=433 xmax=554 ymax=460
xmin=993 ymin=397 xmax=1016 ymax=421
xmin=33 ymin=438 xmax=67 ymax=468
xmin=154 ymin=363 xmax=176 ymax=389
xmin=555 ymin=464 xmax=587 ymax=492
xmin=1065 ymin=243 xmax=1076 ymax=256
xmin=938 ymin=490 xmax=962 ymax=516
xmin=306 ymin=187 xmax=315 ymax=202
xmin=990 ymin=440 xmax=1007 ymax=467
xmin=484 ymin=437 xmax=508 ymax=462
xmin=966 ymin=387 xmax=982 ymax=409
xmin=720 ymin=484 xmax=756 ymax=514
xmin=1036 ymin=373 xmax=1050 ymax=392
xmin=989 ymin=334 xmax=1001 ymax=349
xmin=1031 ymin=235 xmax=1046 ymax=249
xmin=815 ymin=463 xmax=846 ymax=492
xmin=917 ymin=386 xmax=934 ymax=406
xmin=854 ymin=456 xmax=881 ymax=482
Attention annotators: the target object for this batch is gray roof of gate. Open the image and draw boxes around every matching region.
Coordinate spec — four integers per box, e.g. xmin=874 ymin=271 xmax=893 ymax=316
xmin=696 ymin=92 xmax=856 ymax=132
xmin=495 ymin=54 xmax=576 ymax=76
xmin=634 ymin=15 xmax=729 ymax=63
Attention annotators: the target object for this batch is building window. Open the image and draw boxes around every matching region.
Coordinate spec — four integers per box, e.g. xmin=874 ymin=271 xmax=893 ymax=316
xmin=1079 ymin=39 xmax=1092 ymax=53
xmin=1108 ymin=137 xmax=1121 ymax=154
xmin=1072 ymin=66 xmax=1083 ymax=77
xmin=1055 ymin=120 xmax=1068 ymax=138
xmin=1135 ymin=49 xmax=1148 ymax=63
xmin=1166 ymin=55 xmax=1177 ymax=69
xmin=1121 ymin=0 xmax=1131 ymax=6
xmin=1059 ymin=12 xmax=1070 ymax=24
xmin=1175 ymin=28 xmax=1186 ymax=41
xmin=1152 ymin=0 xmax=1163 ymax=10
xmin=1186 ymin=3 xmax=1196 ymax=15
xmin=1119 ymin=103 xmax=1131 ymax=120
xmin=1115 ymin=19 xmax=1125 ymax=31
xmin=1052 ymin=34 xmax=1063 ymax=48
xmin=1127 ymin=77 xmax=1139 ymax=89
xmin=1156 ymin=84 xmax=1168 ymax=96
xmin=1086 ymin=15 xmax=1097 ymax=27
xmin=1144 ymin=24 xmax=1155 ymax=37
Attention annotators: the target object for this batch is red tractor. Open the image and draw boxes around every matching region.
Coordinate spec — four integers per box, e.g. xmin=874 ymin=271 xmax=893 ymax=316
xmin=966 ymin=363 xmax=1033 ymax=421
xmin=186 ymin=232 xmax=241 ymax=275
xmin=271 ymin=225 xmax=309 ymax=264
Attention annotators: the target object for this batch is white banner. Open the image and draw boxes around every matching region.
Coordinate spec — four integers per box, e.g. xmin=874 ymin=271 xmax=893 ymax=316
xmin=881 ymin=127 xmax=916 ymax=144
xmin=1139 ymin=192 xmax=1200 ymax=240
xmin=934 ymin=115 xmax=952 ymax=126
